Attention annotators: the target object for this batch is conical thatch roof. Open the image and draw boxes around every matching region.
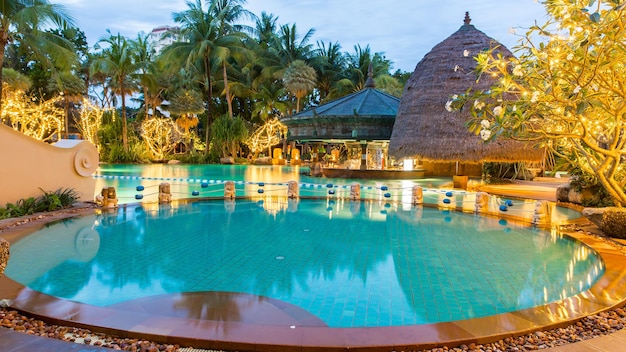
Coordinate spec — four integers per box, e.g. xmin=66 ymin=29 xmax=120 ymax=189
xmin=388 ymin=13 xmax=544 ymax=163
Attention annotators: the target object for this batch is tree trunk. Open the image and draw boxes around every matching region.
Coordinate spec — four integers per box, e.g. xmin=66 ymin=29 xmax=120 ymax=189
xmin=64 ymin=97 xmax=69 ymax=139
xmin=204 ymin=56 xmax=213 ymax=155
xmin=120 ymin=85 xmax=129 ymax=153
xmin=223 ymin=61 xmax=233 ymax=118
xmin=143 ymin=85 xmax=150 ymax=120
xmin=0 ymin=30 xmax=8 ymax=111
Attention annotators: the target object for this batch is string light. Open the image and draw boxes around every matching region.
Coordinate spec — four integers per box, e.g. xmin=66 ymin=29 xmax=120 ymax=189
xmin=245 ymin=118 xmax=287 ymax=155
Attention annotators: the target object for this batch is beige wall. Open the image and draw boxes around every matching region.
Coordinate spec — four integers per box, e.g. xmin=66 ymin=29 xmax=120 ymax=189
xmin=0 ymin=124 xmax=98 ymax=205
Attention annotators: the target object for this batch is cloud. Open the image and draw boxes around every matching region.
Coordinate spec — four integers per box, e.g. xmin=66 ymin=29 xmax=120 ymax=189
xmin=56 ymin=0 xmax=547 ymax=72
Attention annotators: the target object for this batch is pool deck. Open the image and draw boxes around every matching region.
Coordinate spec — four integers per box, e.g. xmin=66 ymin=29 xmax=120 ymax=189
xmin=2 ymin=179 xmax=626 ymax=351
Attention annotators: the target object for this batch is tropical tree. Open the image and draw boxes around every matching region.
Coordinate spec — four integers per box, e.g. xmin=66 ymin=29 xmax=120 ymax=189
xmin=131 ymin=33 xmax=157 ymax=120
xmin=165 ymin=0 xmax=245 ymax=152
xmin=0 ymin=0 xmax=77 ymax=108
xmin=46 ymin=70 xmax=86 ymax=138
xmin=211 ymin=113 xmax=247 ymax=158
xmin=251 ymin=82 xmax=289 ymax=122
xmin=210 ymin=0 xmax=255 ymax=118
xmin=449 ymin=0 xmax=626 ymax=206
xmin=283 ymin=59 xmax=316 ymax=113
xmin=311 ymin=41 xmax=346 ymax=102
xmin=338 ymin=44 xmax=394 ymax=93
xmin=90 ymin=31 xmax=140 ymax=152
xmin=1 ymin=68 xmax=31 ymax=96
xmin=169 ymin=89 xmax=203 ymax=152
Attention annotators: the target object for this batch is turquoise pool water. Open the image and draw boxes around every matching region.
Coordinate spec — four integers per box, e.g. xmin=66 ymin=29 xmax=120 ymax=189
xmin=94 ymin=164 xmax=582 ymax=223
xmin=6 ymin=198 xmax=603 ymax=327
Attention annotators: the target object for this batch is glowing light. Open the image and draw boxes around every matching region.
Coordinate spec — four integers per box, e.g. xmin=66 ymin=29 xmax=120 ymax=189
xmin=140 ymin=118 xmax=184 ymax=160
xmin=245 ymin=118 xmax=287 ymax=156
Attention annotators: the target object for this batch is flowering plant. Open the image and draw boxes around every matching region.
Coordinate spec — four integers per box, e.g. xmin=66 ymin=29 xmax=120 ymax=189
xmin=446 ymin=0 xmax=626 ymax=206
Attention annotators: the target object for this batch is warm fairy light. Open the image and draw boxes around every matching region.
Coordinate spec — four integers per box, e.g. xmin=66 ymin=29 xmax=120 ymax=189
xmin=140 ymin=118 xmax=183 ymax=160
xmin=446 ymin=0 xmax=626 ymax=206
xmin=76 ymin=98 xmax=107 ymax=145
xmin=1 ymin=90 xmax=64 ymax=142
xmin=245 ymin=118 xmax=287 ymax=155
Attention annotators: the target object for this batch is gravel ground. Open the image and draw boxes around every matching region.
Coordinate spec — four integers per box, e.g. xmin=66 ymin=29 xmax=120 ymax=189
xmin=1 ymin=305 xmax=626 ymax=351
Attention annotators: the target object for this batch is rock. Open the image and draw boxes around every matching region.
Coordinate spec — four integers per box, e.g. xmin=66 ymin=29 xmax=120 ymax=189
xmin=601 ymin=207 xmax=626 ymax=239
xmin=568 ymin=188 xmax=583 ymax=204
xmin=219 ymin=156 xmax=234 ymax=164
xmin=582 ymin=207 xmax=606 ymax=228
xmin=253 ymin=157 xmax=272 ymax=165
xmin=556 ymin=184 xmax=571 ymax=202
xmin=0 ymin=238 xmax=9 ymax=278
xmin=166 ymin=159 xmax=181 ymax=164
xmin=583 ymin=207 xmax=626 ymax=238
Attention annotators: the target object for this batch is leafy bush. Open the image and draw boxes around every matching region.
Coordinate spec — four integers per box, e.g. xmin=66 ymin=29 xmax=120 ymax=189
xmin=0 ymin=188 xmax=79 ymax=220
xmin=569 ymin=166 xmax=616 ymax=207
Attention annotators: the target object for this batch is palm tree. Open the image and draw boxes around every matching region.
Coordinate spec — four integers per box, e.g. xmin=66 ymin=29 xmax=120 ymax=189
xmin=90 ymin=31 xmax=140 ymax=152
xmin=251 ymin=82 xmax=289 ymax=122
xmin=47 ymin=71 xmax=86 ymax=138
xmin=211 ymin=0 xmax=255 ymax=118
xmin=276 ymin=23 xmax=315 ymax=63
xmin=165 ymin=0 xmax=246 ymax=151
xmin=131 ymin=33 xmax=157 ymax=120
xmin=0 ymin=0 xmax=77 ymax=108
xmin=311 ymin=41 xmax=347 ymax=102
xmin=283 ymin=60 xmax=316 ymax=113
xmin=254 ymin=22 xmax=315 ymax=86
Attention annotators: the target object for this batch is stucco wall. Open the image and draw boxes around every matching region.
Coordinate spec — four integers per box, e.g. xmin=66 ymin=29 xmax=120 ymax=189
xmin=0 ymin=124 xmax=99 ymax=205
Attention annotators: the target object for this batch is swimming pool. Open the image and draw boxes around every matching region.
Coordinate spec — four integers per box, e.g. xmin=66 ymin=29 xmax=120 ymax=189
xmin=94 ymin=163 xmax=582 ymax=223
xmin=5 ymin=198 xmax=603 ymax=328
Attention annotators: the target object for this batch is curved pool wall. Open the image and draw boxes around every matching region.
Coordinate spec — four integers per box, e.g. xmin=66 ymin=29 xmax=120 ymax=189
xmin=94 ymin=163 xmax=582 ymax=224
xmin=5 ymin=199 xmax=604 ymax=328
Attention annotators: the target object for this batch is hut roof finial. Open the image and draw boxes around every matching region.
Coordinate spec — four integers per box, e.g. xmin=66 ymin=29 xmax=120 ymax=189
xmin=364 ymin=62 xmax=375 ymax=88
xmin=464 ymin=12 xmax=471 ymax=25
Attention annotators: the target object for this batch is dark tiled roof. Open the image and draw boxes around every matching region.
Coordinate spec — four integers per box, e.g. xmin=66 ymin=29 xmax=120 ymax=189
xmin=283 ymin=88 xmax=399 ymax=121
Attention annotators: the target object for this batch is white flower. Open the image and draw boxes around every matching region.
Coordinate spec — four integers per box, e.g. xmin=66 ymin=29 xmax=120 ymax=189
xmin=452 ymin=94 xmax=458 ymax=100
xmin=512 ymin=105 xmax=517 ymax=112
xmin=480 ymin=129 xmax=492 ymax=141
xmin=567 ymin=53 xmax=574 ymax=61
xmin=573 ymin=85 xmax=581 ymax=94
xmin=513 ymin=65 xmax=524 ymax=77
xmin=473 ymin=100 xmax=485 ymax=110
xmin=454 ymin=65 xmax=460 ymax=72
xmin=480 ymin=119 xmax=491 ymax=129
xmin=445 ymin=100 xmax=453 ymax=112
xmin=530 ymin=91 xmax=540 ymax=103
xmin=463 ymin=50 xmax=470 ymax=57
xmin=493 ymin=106 xmax=503 ymax=117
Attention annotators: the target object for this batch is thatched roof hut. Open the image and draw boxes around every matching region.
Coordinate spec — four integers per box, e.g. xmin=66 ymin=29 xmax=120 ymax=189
xmin=388 ymin=13 xmax=544 ymax=164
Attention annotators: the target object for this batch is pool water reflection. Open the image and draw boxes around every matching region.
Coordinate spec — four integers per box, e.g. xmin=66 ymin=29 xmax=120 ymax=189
xmin=94 ymin=163 xmax=582 ymax=224
xmin=5 ymin=198 xmax=603 ymax=327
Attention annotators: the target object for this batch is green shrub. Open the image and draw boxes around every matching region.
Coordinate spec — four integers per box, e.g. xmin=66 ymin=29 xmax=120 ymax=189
xmin=0 ymin=188 xmax=79 ymax=220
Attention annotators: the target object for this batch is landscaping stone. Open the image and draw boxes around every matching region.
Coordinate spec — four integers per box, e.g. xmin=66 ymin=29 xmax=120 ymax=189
xmin=556 ymin=184 xmax=572 ymax=202
xmin=253 ymin=157 xmax=272 ymax=165
xmin=601 ymin=207 xmax=626 ymax=239
xmin=219 ymin=156 xmax=234 ymax=164
xmin=583 ymin=207 xmax=626 ymax=239
xmin=583 ymin=207 xmax=606 ymax=229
